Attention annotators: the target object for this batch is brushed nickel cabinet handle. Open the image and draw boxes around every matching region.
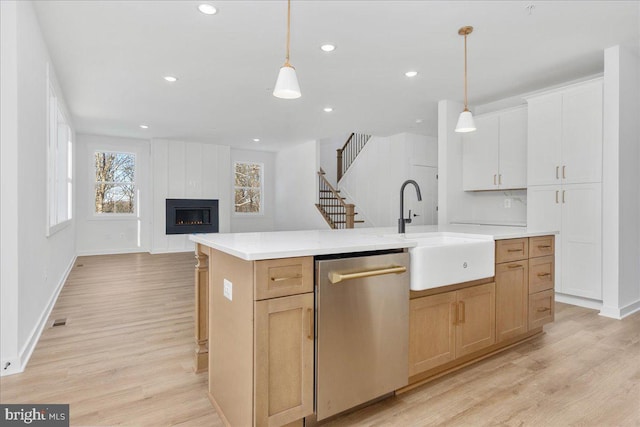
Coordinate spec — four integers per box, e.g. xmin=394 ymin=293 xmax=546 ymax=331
xmin=555 ymin=190 xmax=559 ymax=204
xmin=537 ymin=307 xmax=551 ymax=313
xmin=459 ymin=301 xmax=465 ymax=323
xmin=537 ymin=272 xmax=551 ymax=277
xmin=538 ymin=245 xmax=552 ymax=249
xmin=328 ymin=266 xmax=406 ymax=284
xmin=493 ymin=174 xmax=497 ymax=185
xmin=499 ymin=174 xmax=502 ymax=185
xmin=307 ymin=308 xmax=314 ymax=340
xmin=507 ymin=248 xmax=523 ymax=253
xmin=508 ymin=264 xmax=523 ymax=269
xmin=271 ymin=274 xmax=302 ymax=282
xmin=556 ymin=166 xmax=560 ymax=179
xmin=562 ymin=190 xmax=566 ymax=204
xmin=562 ymin=165 xmax=566 ymax=179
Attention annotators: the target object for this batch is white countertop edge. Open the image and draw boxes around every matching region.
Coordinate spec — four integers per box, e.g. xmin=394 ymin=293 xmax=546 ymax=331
xmin=189 ymin=225 xmax=558 ymax=261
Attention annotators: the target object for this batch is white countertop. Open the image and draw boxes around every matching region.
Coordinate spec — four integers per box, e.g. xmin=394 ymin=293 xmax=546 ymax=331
xmin=190 ymin=224 xmax=557 ymax=261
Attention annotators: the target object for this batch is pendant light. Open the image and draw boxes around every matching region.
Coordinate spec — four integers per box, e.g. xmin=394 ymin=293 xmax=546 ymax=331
xmin=273 ymin=0 xmax=301 ymax=99
xmin=455 ymin=26 xmax=476 ymax=133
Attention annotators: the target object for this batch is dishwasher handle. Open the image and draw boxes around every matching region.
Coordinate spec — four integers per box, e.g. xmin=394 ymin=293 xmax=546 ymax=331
xmin=328 ymin=266 xmax=407 ymax=284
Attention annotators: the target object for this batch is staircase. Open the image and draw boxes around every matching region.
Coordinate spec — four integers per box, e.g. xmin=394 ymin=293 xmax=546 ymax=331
xmin=337 ymin=132 xmax=371 ymax=182
xmin=316 ymin=169 xmax=364 ymax=229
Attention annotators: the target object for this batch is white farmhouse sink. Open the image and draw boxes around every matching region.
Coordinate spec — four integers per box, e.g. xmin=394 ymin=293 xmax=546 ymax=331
xmin=406 ymin=233 xmax=495 ymax=291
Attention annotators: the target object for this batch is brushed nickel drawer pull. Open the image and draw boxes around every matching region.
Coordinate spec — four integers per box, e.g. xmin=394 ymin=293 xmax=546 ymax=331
xmin=556 ymin=166 xmax=560 ymax=179
xmin=537 ymin=272 xmax=551 ymax=277
xmin=537 ymin=307 xmax=551 ymax=313
xmin=499 ymin=174 xmax=502 ymax=185
xmin=538 ymin=245 xmax=552 ymax=249
xmin=459 ymin=301 xmax=465 ymax=323
xmin=507 ymin=249 xmax=523 ymax=252
xmin=271 ymin=274 xmax=302 ymax=282
xmin=508 ymin=264 xmax=523 ymax=269
xmin=555 ymin=190 xmax=559 ymax=204
xmin=328 ymin=266 xmax=407 ymax=284
xmin=493 ymin=174 xmax=497 ymax=185
xmin=562 ymin=165 xmax=566 ymax=179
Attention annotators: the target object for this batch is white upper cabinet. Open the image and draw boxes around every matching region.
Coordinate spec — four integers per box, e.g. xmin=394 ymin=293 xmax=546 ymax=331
xmin=462 ymin=106 xmax=527 ymax=191
xmin=527 ymin=79 xmax=603 ymax=186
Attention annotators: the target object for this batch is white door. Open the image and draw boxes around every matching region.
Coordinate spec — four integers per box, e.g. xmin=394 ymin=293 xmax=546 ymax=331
xmin=408 ymin=166 xmax=438 ymax=225
xmin=560 ymin=183 xmax=602 ymax=299
xmin=527 ymin=94 xmax=562 ymax=186
xmin=498 ymin=106 xmax=527 ymax=190
xmin=561 ymin=80 xmax=603 ymax=184
xmin=462 ymin=115 xmax=499 ymax=191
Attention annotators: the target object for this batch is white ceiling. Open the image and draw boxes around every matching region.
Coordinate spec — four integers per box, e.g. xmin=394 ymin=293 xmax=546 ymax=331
xmin=34 ymin=1 xmax=639 ymax=151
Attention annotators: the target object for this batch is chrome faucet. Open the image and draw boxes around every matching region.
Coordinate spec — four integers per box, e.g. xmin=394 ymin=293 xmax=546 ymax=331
xmin=398 ymin=179 xmax=422 ymax=234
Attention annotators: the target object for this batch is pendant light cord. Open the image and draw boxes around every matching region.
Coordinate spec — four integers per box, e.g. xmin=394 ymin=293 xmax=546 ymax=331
xmin=463 ymin=32 xmax=468 ymax=111
xmin=285 ymin=0 xmax=291 ymax=65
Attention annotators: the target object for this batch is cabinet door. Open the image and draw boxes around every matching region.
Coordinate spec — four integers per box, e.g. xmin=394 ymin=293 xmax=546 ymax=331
xmin=456 ymin=282 xmax=496 ymax=357
xmin=462 ymin=115 xmax=500 ymax=191
xmin=561 ymin=81 xmax=603 ymax=184
xmin=498 ymin=106 xmax=527 ymax=190
xmin=496 ymin=261 xmax=529 ymax=342
xmin=526 ymin=185 xmax=562 ymax=232
xmin=254 ymin=293 xmax=314 ymax=427
xmin=409 ymin=292 xmax=457 ymax=376
xmin=527 ymin=94 xmax=562 ymax=186
xmin=560 ymin=183 xmax=602 ymax=299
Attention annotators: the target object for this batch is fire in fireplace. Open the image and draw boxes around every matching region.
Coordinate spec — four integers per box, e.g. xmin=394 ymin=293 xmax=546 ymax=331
xmin=166 ymin=199 xmax=219 ymax=235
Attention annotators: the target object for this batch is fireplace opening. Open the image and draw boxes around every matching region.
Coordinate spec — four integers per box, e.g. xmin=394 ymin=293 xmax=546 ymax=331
xmin=166 ymin=199 xmax=218 ymax=235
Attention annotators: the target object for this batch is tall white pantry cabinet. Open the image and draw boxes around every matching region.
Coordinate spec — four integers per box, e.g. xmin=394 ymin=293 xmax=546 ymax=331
xmin=526 ymin=78 xmax=603 ymax=301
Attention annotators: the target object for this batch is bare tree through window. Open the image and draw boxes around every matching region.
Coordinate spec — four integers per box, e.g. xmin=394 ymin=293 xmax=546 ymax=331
xmin=235 ymin=162 xmax=262 ymax=214
xmin=94 ymin=152 xmax=135 ymax=214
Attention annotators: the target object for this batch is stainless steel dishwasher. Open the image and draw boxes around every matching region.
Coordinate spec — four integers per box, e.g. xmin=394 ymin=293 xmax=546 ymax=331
xmin=315 ymin=250 xmax=410 ymax=421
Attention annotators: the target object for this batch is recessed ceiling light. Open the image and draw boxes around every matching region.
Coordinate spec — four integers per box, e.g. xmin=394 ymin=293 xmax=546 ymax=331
xmin=140 ymin=124 xmax=149 ymax=129
xmin=252 ymin=138 xmax=260 ymax=142
xmin=323 ymin=107 xmax=333 ymax=113
xmin=415 ymin=119 xmax=423 ymax=124
xmin=405 ymin=71 xmax=418 ymax=78
xmin=164 ymin=76 xmax=178 ymax=82
xmin=320 ymin=44 xmax=336 ymax=52
xmin=198 ymin=4 xmax=217 ymax=15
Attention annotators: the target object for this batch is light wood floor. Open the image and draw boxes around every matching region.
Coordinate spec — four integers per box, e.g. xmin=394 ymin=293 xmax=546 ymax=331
xmin=2 ymin=253 xmax=639 ymax=426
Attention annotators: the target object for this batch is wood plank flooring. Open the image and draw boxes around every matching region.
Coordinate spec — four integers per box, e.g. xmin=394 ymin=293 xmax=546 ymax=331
xmin=2 ymin=252 xmax=639 ymax=426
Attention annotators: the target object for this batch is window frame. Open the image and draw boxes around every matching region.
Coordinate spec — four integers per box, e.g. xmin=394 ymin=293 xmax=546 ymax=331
xmin=92 ymin=151 xmax=137 ymax=218
xmin=233 ymin=161 xmax=264 ymax=216
xmin=46 ymin=67 xmax=73 ymax=237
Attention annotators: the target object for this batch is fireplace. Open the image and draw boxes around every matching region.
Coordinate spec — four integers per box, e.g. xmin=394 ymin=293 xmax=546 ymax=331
xmin=166 ymin=199 xmax=219 ymax=235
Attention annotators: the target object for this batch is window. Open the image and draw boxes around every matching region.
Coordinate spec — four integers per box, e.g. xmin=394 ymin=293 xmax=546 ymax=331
xmin=47 ymin=70 xmax=73 ymax=236
xmin=94 ymin=152 xmax=136 ymax=214
xmin=234 ymin=162 xmax=263 ymax=214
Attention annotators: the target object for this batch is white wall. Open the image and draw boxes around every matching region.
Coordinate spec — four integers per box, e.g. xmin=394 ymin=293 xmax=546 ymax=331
xmin=274 ymin=141 xmax=328 ymax=231
xmin=76 ymin=135 xmax=151 ymax=255
xmin=339 ymin=133 xmax=438 ymax=228
xmin=1 ymin=1 xmax=77 ymax=375
xmin=151 ymin=139 xmax=231 ymax=253
xmin=438 ymin=100 xmax=527 ymax=226
xmin=602 ymin=44 xmax=640 ymax=318
xmin=230 ymin=148 xmax=276 ymax=233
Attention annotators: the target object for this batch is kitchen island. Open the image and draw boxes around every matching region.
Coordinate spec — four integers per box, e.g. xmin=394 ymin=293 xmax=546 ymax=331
xmin=190 ymin=225 xmax=557 ymax=427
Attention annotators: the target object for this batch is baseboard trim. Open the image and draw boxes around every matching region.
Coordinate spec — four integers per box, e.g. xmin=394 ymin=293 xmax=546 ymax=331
xmin=76 ymin=248 xmax=148 ymax=256
xmin=600 ymin=299 xmax=640 ymax=320
xmin=555 ymin=293 xmax=603 ymax=311
xmin=0 ymin=255 xmax=76 ymax=377
xmin=149 ymin=248 xmax=195 ymax=254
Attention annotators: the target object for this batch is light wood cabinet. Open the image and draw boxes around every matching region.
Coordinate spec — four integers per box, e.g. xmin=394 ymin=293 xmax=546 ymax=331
xmin=409 ymin=282 xmax=496 ymax=376
xmin=495 ymin=260 xmax=528 ymax=343
xmin=463 ymin=106 xmax=527 ymax=191
xmin=254 ymin=293 xmax=314 ymax=427
xmin=208 ymin=250 xmax=314 ymax=427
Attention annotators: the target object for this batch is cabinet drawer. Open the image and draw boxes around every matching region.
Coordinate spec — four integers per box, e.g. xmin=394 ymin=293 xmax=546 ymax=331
xmin=528 ymin=290 xmax=554 ymax=329
xmin=529 ymin=256 xmax=554 ymax=294
xmin=529 ymin=235 xmax=555 ymax=258
xmin=496 ymin=238 xmax=529 ymax=263
xmin=255 ymin=257 xmax=314 ymax=300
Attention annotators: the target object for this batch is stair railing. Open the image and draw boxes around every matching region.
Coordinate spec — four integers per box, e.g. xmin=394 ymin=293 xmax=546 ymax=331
xmin=316 ymin=169 xmax=355 ymax=229
xmin=336 ymin=132 xmax=371 ymax=182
